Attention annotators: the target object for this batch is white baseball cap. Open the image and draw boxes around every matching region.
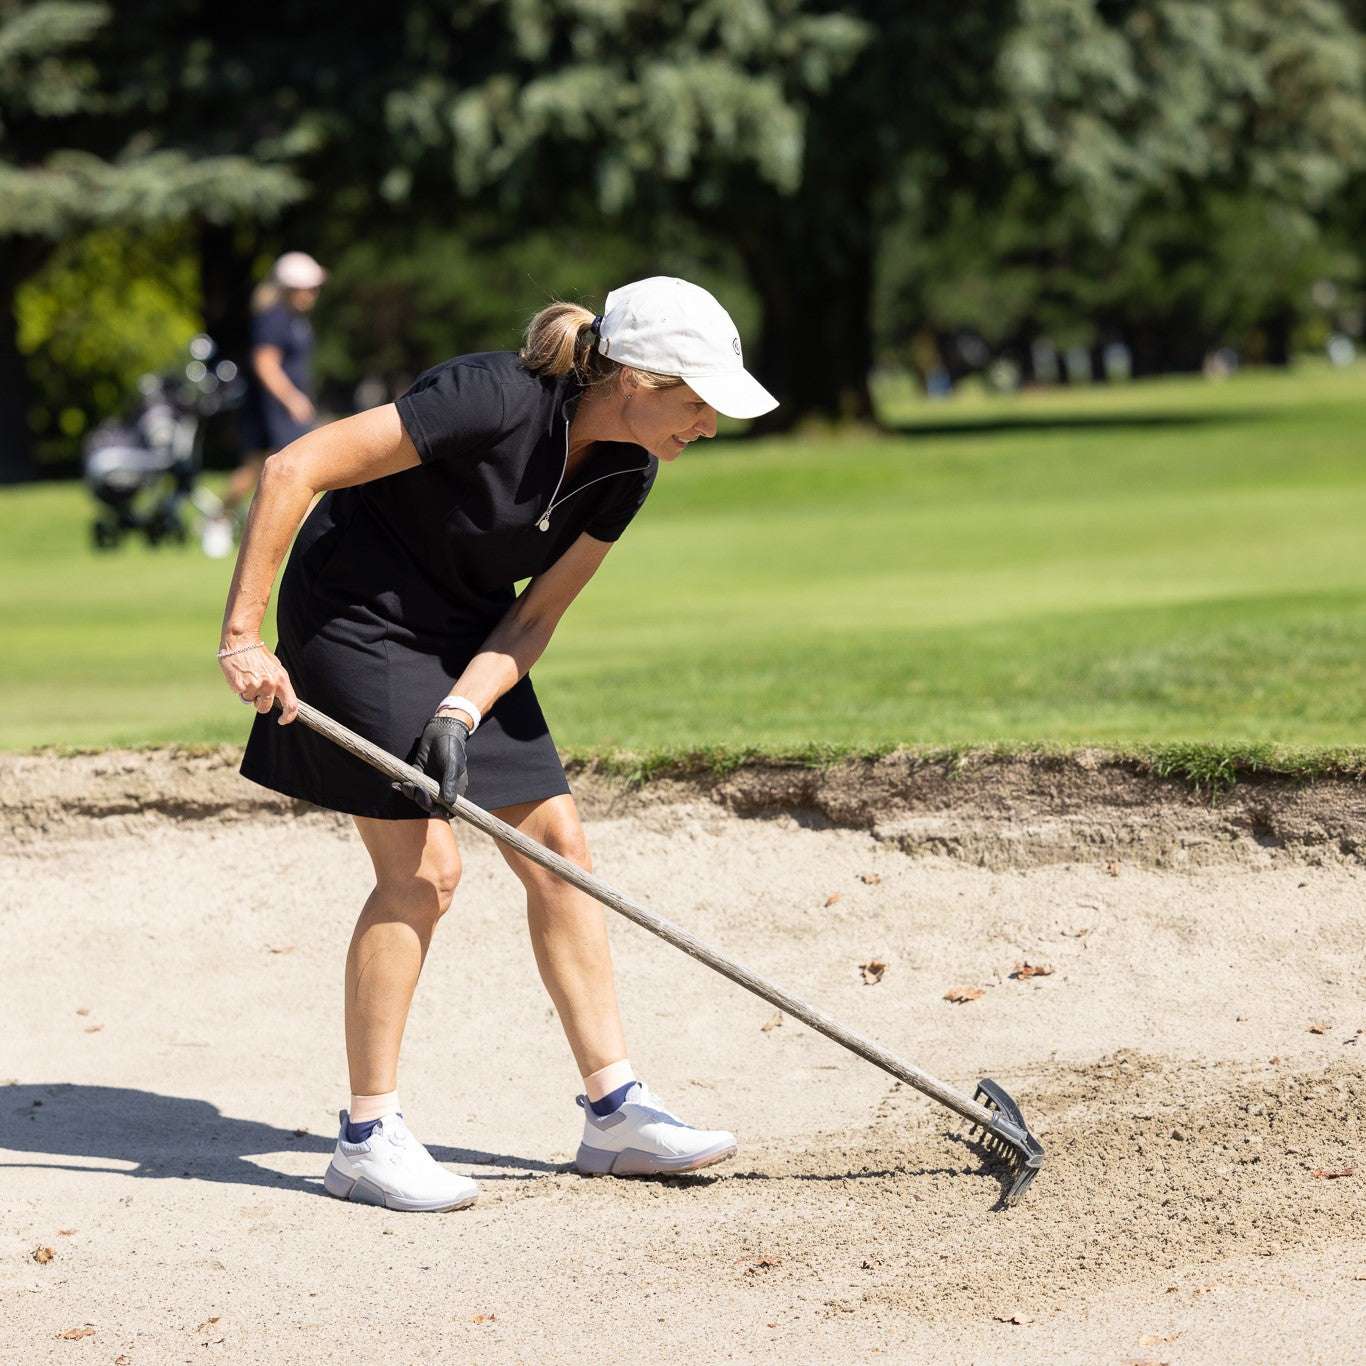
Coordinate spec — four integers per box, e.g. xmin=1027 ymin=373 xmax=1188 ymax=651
xmin=273 ymin=251 xmax=327 ymax=290
xmin=595 ymin=277 xmax=778 ymax=420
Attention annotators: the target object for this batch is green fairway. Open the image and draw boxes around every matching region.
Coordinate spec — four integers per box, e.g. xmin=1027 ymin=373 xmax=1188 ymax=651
xmin=5 ymin=362 xmax=1366 ymax=754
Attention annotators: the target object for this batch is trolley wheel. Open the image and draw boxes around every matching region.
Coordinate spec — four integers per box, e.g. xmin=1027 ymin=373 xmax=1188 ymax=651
xmin=146 ymin=509 xmax=186 ymax=546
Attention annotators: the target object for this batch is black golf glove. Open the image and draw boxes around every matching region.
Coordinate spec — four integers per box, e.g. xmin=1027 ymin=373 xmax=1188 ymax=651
xmin=397 ymin=715 xmax=470 ymax=812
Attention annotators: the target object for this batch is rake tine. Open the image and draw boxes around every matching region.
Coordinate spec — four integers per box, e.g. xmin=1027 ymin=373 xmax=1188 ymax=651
xmin=287 ymin=699 xmax=1048 ymax=1207
xmin=974 ymin=1078 xmax=1046 ymax=1206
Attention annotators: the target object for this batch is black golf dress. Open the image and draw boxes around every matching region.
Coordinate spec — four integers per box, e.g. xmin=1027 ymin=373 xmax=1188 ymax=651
xmin=239 ymin=351 xmax=658 ymax=817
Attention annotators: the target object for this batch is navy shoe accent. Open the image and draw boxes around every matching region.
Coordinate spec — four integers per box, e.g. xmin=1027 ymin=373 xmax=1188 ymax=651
xmin=589 ymin=1082 xmax=636 ymax=1117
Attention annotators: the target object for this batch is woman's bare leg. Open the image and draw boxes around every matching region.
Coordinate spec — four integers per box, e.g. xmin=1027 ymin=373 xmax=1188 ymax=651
xmin=346 ymin=815 xmax=462 ymax=1094
xmin=490 ymin=794 xmax=627 ymax=1076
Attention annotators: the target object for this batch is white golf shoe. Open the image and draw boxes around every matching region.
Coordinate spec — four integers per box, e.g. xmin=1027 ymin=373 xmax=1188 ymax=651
xmin=323 ymin=1111 xmax=478 ymax=1212
xmin=575 ymin=1083 xmax=737 ymax=1176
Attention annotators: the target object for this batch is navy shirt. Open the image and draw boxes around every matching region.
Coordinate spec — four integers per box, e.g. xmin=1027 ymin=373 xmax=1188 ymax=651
xmin=283 ymin=352 xmax=657 ymax=638
xmin=246 ymin=302 xmax=316 ymax=451
xmin=254 ymin=302 xmax=314 ymax=394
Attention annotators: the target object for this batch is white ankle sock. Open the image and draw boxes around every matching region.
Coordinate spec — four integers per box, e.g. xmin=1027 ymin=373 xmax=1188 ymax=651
xmin=582 ymin=1060 xmax=635 ymax=1102
xmin=349 ymin=1090 xmax=400 ymax=1123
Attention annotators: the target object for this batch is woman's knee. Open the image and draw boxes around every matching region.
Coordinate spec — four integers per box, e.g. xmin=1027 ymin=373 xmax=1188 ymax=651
xmin=358 ymin=818 xmax=463 ymax=920
xmin=506 ymin=805 xmax=593 ymax=888
xmin=378 ymin=847 xmax=462 ymax=921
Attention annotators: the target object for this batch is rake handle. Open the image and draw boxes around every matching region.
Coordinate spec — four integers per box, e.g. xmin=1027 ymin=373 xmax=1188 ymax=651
xmin=289 ymin=698 xmax=995 ymax=1129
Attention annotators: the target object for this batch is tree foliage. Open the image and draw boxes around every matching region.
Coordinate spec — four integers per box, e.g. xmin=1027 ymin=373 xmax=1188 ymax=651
xmin=7 ymin=0 xmax=1366 ymax=474
xmin=0 ymin=0 xmax=305 ymax=475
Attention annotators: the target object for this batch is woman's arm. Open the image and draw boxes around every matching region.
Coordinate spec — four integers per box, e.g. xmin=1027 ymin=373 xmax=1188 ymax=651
xmin=253 ymin=343 xmax=314 ymax=425
xmin=396 ymin=533 xmax=616 ymax=810
xmin=434 ymin=532 xmax=616 ymax=731
xmin=218 ymin=403 xmax=420 ymax=722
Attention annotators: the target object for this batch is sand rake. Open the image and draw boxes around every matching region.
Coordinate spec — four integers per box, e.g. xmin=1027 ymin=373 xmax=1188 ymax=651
xmin=289 ymin=699 xmax=1045 ymax=1206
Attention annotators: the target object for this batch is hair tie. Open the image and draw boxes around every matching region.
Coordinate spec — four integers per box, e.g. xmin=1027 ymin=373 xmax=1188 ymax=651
xmin=590 ymin=315 xmax=603 ymax=336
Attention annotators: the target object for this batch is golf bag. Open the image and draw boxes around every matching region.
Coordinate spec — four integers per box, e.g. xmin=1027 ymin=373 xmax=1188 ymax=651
xmin=83 ymin=336 xmax=241 ymax=551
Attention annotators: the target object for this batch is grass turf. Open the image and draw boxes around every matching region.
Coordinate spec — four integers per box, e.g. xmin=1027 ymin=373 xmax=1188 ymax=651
xmin=4 ymin=361 xmax=1365 ymax=763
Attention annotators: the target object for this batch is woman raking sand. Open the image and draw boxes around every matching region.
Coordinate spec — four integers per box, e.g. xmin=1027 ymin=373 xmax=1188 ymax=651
xmin=216 ymin=278 xmax=778 ymax=1211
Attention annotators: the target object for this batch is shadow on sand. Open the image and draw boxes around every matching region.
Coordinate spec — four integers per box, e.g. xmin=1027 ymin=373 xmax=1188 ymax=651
xmin=1 ymin=1083 xmax=562 ymax=1196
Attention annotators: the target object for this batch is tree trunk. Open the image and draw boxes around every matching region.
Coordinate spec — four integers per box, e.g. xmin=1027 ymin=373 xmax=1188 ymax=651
xmin=197 ymin=219 xmax=260 ymax=467
xmin=736 ymin=193 xmax=877 ymax=433
xmin=0 ymin=239 xmax=48 ymax=483
xmin=197 ymin=219 xmax=257 ymax=372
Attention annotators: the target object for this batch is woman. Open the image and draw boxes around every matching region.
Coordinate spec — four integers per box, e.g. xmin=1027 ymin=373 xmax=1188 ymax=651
xmin=204 ymin=252 xmax=328 ymax=557
xmin=217 ymin=276 xmax=778 ymax=1212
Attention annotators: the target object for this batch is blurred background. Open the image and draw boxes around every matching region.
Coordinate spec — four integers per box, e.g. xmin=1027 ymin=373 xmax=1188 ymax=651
xmin=3 ymin=0 xmax=1365 ymax=753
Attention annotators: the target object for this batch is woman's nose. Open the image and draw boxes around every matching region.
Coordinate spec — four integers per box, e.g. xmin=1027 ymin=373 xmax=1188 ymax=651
xmin=696 ymin=407 xmax=718 ymax=438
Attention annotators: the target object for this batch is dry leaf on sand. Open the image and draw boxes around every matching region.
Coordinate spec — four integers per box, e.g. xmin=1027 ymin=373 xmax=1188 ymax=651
xmin=58 ymin=1327 xmax=94 ymax=1340
xmin=945 ymin=986 xmax=984 ymax=1003
xmin=1139 ymin=1330 xmax=1184 ymax=1345
xmin=268 ymin=946 xmax=294 ymax=955
xmin=33 ymin=1247 xmax=54 ymax=1264
xmin=859 ymin=872 xmax=882 ymax=885
xmin=1311 ymin=1167 xmax=1356 ymax=1179
xmin=860 ymin=960 xmax=887 ymax=985
xmin=197 ymin=1317 xmax=221 ymax=1332
xmin=1011 ymin=962 xmax=1054 ymax=980
xmin=761 ymin=1011 xmax=783 ymax=1032
xmin=741 ymin=1255 xmax=784 ymax=1274
xmin=1107 ymin=859 xmax=1121 ymax=876
xmin=1308 ymin=1021 xmax=1332 ymax=1034
xmin=470 ymin=1314 xmax=495 ymax=1324
xmin=824 ymin=892 xmax=842 ymax=907
xmin=993 ymin=1312 xmax=1034 ymax=1325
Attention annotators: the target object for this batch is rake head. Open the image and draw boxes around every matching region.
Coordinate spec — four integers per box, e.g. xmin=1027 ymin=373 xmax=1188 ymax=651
xmin=970 ymin=1078 xmax=1045 ymax=1207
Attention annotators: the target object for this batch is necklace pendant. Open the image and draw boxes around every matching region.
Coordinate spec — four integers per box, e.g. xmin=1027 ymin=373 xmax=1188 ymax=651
xmin=537 ymin=516 xmax=551 ymax=532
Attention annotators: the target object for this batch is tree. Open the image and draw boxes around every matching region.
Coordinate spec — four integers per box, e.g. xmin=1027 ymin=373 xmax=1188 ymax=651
xmin=373 ymin=0 xmax=878 ymax=426
xmin=879 ymin=0 xmax=1366 ymax=379
xmin=0 ymin=0 xmax=304 ymax=478
xmin=389 ymin=2 xmax=1365 ymax=421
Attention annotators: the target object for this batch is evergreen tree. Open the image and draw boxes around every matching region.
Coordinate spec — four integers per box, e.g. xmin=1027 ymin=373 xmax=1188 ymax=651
xmin=0 ymin=0 xmax=303 ymax=478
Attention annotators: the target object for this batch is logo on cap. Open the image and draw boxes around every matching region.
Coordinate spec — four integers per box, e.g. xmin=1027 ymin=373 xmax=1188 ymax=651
xmin=732 ymin=337 xmax=741 ymax=355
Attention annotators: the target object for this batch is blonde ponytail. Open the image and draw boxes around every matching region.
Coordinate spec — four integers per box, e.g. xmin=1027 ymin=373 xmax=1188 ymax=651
xmin=520 ymin=299 xmax=683 ymax=396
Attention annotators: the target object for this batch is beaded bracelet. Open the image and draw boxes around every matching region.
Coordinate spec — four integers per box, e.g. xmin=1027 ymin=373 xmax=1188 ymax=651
xmin=216 ymin=641 xmax=266 ymax=659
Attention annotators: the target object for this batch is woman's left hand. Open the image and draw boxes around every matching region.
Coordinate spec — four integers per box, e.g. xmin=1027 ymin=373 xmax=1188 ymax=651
xmin=398 ymin=716 xmax=470 ymax=811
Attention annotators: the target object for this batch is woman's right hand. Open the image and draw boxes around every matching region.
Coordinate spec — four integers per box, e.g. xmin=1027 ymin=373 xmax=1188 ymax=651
xmin=218 ymin=643 xmax=299 ymax=723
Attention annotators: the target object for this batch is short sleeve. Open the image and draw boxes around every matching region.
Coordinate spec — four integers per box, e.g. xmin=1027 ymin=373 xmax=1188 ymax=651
xmin=585 ymin=459 xmax=659 ymax=542
xmin=395 ymin=360 xmax=508 ymax=465
xmin=251 ymin=306 xmax=293 ymax=352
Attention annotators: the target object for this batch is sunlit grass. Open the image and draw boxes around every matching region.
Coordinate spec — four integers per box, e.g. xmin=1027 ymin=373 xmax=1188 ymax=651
xmin=4 ymin=361 xmax=1365 ymax=756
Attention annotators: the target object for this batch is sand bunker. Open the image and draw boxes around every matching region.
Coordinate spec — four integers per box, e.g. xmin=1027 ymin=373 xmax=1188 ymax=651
xmin=2 ymin=751 xmax=1362 ymax=1362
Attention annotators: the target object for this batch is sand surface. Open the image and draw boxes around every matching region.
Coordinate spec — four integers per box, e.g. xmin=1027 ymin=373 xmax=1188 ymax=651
xmin=2 ymin=750 xmax=1363 ymax=1363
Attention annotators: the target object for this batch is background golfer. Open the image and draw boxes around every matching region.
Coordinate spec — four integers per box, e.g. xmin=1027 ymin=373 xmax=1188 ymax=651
xmin=216 ymin=277 xmax=777 ymax=1212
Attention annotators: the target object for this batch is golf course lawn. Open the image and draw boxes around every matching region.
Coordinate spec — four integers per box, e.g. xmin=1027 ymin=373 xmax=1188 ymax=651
xmin=5 ymin=361 xmax=1365 ymax=756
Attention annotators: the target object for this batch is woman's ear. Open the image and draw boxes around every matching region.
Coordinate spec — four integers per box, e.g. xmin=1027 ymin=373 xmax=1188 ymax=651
xmin=618 ymin=366 xmax=639 ymax=397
